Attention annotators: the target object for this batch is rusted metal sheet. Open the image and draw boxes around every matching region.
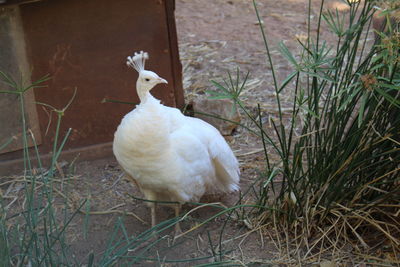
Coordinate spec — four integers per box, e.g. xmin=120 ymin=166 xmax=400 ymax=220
xmin=0 ymin=0 xmax=183 ymax=172
xmin=0 ymin=6 xmax=41 ymax=154
xmin=165 ymin=0 xmax=184 ymax=108
xmin=0 ymin=0 xmax=42 ymax=6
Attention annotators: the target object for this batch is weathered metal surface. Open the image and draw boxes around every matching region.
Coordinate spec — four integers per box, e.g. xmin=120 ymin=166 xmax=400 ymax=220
xmin=0 ymin=0 xmax=183 ymax=172
xmin=165 ymin=0 xmax=184 ymax=108
xmin=0 ymin=0 xmax=42 ymax=6
xmin=0 ymin=142 xmax=114 ymax=174
xmin=0 ymin=6 xmax=41 ymax=154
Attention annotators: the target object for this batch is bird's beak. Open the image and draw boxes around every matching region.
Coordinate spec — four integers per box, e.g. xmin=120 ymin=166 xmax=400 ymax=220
xmin=158 ymin=77 xmax=168 ymax=84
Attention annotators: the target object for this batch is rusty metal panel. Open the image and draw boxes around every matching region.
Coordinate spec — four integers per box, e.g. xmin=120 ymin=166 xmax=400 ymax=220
xmin=20 ymin=0 xmax=181 ymax=150
xmin=0 ymin=0 xmax=42 ymax=6
xmin=0 ymin=0 xmax=183 ymax=169
xmin=0 ymin=6 xmax=41 ymax=154
xmin=165 ymin=0 xmax=184 ymax=108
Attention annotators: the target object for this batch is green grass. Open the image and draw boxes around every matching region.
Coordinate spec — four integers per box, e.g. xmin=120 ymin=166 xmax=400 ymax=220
xmin=0 ymin=71 xmax=82 ymax=266
xmin=211 ymin=0 xmax=400 ymax=263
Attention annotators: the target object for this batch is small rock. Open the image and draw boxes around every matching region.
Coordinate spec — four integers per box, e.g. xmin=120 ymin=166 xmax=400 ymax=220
xmin=191 ymin=96 xmax=240 ymax=136
xmin=326 ymin=1 xmax=351 ymax=13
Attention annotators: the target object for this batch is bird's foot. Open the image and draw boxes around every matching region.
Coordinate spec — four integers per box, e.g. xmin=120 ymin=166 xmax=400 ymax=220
xmin=174 ymin=222 xmax=182 ymax=236
xmin=170 ymin=222 xmax=183 ymax=244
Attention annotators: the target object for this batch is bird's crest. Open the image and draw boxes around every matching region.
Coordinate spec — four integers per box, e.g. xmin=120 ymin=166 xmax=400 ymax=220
xmin=127 ymin=51 xmax=149 ymax=73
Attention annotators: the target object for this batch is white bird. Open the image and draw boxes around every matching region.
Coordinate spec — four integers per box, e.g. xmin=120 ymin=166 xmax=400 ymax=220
xmin=113 ymin=51 xmax=240 ymax=232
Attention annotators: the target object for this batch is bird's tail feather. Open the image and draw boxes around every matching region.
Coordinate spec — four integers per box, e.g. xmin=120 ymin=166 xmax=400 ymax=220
xmin=212 ymin=157 xmax=240 ymax=193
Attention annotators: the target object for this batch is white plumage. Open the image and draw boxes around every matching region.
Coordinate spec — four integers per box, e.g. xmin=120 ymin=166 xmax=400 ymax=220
xmin=113 ymin=51 xmax=240 ymax=230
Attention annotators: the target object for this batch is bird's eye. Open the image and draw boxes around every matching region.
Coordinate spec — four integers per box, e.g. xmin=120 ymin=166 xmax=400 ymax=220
xmin=145 ymin=78 xmax=150 ymax=82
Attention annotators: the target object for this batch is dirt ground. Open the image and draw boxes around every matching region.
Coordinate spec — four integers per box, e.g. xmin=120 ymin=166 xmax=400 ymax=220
xmin=3 ymin=0 xmax=364 ymax=266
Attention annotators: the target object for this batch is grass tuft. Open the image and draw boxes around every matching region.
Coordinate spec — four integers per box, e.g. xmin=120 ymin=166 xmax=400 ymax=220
xmin=211 ymin=0 xmax=400 ymax=264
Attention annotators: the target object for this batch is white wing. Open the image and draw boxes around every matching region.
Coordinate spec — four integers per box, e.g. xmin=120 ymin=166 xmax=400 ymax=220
xmin=168 ymin=110 xmax=240 ymax=194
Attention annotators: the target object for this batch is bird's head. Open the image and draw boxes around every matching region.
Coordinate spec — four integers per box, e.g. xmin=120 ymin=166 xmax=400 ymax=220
xmin=138 ymin=70 xmax=168 ymax=88
xmin=127 ymin=51 xmax=168 ymax=100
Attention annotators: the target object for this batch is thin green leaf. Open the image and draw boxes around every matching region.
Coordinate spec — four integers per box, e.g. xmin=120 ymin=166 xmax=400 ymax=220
xmin=375 ymin=87 xmax=400 ymax=108
xmin=279 ymin=41 xmax=300 ymax=68
xmin=211 ymin=80 xmax=231 ymax=95
xmin=358 ymin=93 xmax=367 ymax=127
xmin=278 ymin=71 xmax=298 ymax=93
xmin=0 ymin=137 xmax=16 ymax=151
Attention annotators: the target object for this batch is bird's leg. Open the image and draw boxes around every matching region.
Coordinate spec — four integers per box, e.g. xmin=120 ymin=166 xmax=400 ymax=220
xmin=145 ymin=191 xmax=157 ymax=229
xmin=174 ymin=204 xmax=182 ymax=234
xmin=150 ymin=202 xmax=157 ymax=228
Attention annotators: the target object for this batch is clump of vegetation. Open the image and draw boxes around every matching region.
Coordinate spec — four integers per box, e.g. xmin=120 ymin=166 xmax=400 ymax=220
xmin=213 ymin=0 xmax=399 ymax=264
xmin=0 ymin=72 xmax=81 ymax=266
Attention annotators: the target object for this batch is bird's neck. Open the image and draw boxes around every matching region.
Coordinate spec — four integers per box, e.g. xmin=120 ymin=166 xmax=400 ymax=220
xmin=136 ymin=81 xmax=153 ymax=102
